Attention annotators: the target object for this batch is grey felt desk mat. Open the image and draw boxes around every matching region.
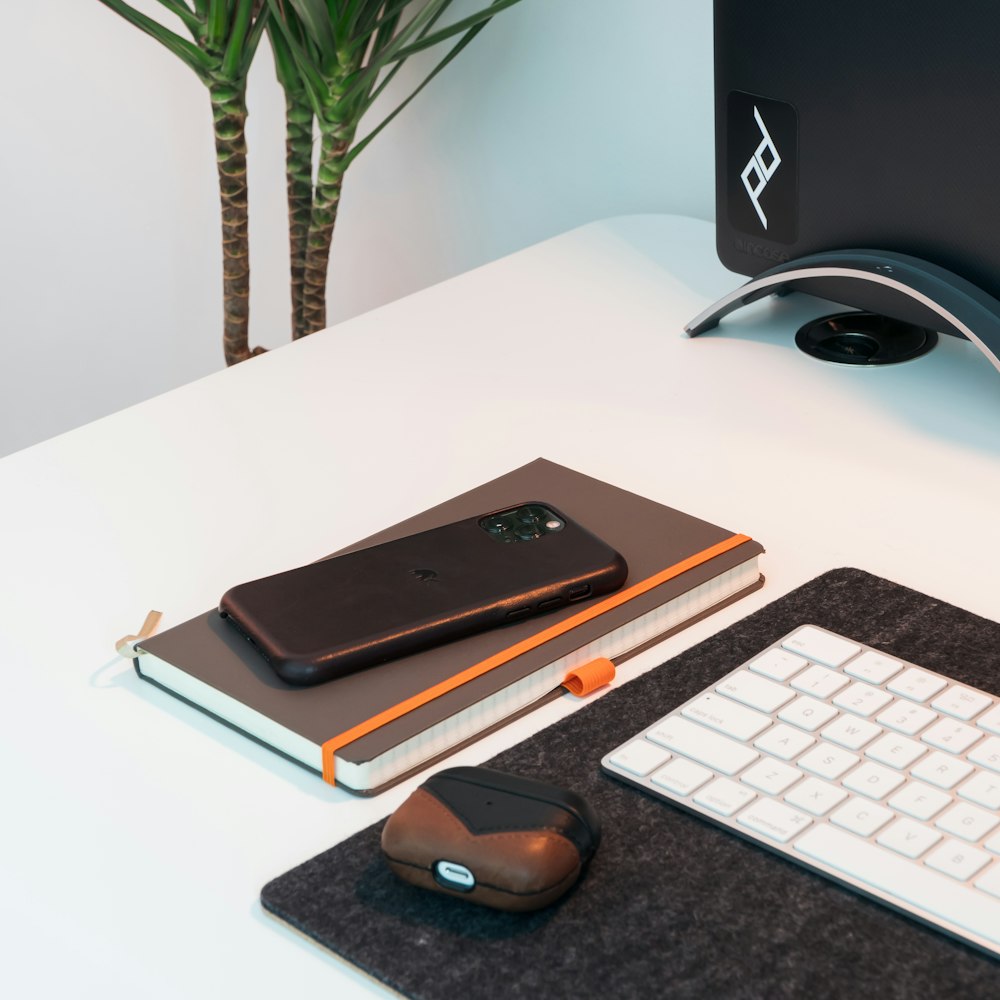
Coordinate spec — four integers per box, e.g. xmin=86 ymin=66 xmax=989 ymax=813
xmin=261 ymin=569 xmax=1000 ymax=998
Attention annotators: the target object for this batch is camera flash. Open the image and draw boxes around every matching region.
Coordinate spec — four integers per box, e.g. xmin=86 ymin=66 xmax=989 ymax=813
xmin=545 ymin=519 xmax=563 ymax=531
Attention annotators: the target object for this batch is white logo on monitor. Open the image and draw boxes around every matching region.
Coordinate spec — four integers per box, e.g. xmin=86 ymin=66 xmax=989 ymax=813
xmin=741 ymin=106 xmax=781 ymax=229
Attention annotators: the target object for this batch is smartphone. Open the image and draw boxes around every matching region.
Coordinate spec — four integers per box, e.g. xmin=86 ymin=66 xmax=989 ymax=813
xmin=219 ymin=502 xmax=628 ymax=686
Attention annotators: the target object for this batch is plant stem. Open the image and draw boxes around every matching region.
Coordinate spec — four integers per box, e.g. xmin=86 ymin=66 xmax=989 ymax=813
xmin=284 ymin=93 xmax=314 ymax=339
xmin=210 ymin=81 xmax=262 ymax=364
xmin=301 ymin=125 xmax=357 ymax=336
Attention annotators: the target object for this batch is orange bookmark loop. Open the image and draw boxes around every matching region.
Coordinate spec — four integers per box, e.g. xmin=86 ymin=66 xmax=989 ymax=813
xmin=562 ymin=658 xmax=616 ymax=697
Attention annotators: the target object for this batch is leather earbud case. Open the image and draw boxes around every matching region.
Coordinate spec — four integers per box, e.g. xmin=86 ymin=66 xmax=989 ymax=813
xmin=381 ymin=766 xmax=601 ymax=912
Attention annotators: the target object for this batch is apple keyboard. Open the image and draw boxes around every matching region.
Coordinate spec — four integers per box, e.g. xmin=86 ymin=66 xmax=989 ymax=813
xmin=601 ymin=625 xmax=1000 ymax=958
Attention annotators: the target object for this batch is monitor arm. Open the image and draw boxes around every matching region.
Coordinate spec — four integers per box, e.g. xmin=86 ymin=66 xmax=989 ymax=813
xmin=685 ymin=249 xmax=1000 ymax=375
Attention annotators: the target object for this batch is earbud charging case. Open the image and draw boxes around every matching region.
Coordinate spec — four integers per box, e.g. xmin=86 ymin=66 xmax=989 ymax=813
xmin=381 ymin=766 xmax=601 ymax=912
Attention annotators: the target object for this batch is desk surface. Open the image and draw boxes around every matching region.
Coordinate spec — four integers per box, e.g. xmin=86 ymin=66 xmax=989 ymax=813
xmin=3 ymin=215 xmax=1000 ymax=997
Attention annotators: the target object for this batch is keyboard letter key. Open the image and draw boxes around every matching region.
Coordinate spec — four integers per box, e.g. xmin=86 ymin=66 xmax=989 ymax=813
xmin=829 ymin=797 xmax=894 ymax=837
xmin=778 ymin=696 xmax=839 ymax=732
xmin=911 ymin=751 xmax=975 ymax=790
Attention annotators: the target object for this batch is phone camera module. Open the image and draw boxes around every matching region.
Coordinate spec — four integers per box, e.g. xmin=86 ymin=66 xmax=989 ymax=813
xmin=480 ymin=504 xmax=561 ymax=542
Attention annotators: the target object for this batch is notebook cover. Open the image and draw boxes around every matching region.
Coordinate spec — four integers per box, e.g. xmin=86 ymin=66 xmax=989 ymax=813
xmin=261 ymin=569 xmax=1000 ymax=998
xmin=137 ymin=459 xmax=762 ymax=775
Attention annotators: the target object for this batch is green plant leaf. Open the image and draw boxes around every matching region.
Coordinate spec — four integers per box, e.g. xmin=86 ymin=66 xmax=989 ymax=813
xmin=392 ymin=0 xmax=522 ymax=61
xmin=346 ymin=18 xmax=489 ymax=166
xmin=284 ymin=0 xmax=337 ymax=61
xmin=154 ymin=0 xmax=202 ymax=37
xmin=206 ymin=0 xmax=229 ymax=48
xmin=266 ymin=3 xmax=329 ymax=99
xmin=221 ymin=0 xmax=263 ymax=78
xmin=98 ymin=0 xmax=215 ymax=79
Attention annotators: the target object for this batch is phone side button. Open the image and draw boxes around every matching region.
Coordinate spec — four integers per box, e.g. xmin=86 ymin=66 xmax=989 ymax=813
xmin=537 ymin=597 xmax=564 ymax=612
xmin=506 ymin=607 xmax=533 ymax=621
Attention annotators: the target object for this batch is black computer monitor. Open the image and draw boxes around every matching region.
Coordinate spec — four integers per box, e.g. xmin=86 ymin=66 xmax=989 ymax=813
xmin=690 ymin=1 xmax=1000 ymax=371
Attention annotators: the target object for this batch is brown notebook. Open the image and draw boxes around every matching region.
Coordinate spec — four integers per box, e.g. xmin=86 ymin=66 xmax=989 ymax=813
xmin=135 ymin=459 xmax=764 ymax=794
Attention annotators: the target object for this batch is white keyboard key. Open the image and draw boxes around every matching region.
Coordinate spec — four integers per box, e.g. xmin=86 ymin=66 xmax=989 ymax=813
xmin=877 ymin=817 xmax=942 ymax=859
xmin=777 ymin=696 xmax=839 ymax=732
xmin=832 ymin=681 xmax=894 ymax=718
xmin=647 ymin=716 xmax=758 ymax=776
xmin=936 ymin=802 xmax=1000 ymax=843
xmin=967 ymin=735 xmax=1000 ymax=773
xmin=784 ymin=777 xmax=848 ymax=816
xmin=887 ymin=781 xmax=952 ymax=821
xmin=842 ymin=761 xmax=906 ymax=800
xmin=974 ymin=864 xmax=1000 ymax=900
xmin=977 ymin=704 xmax=1000 ymax=736
xmin=925 ymin=839 xmax=992 ymax=881
xmin=797 ymin=744 xmax=859 ymax=781
xmin=740 ymin=759 xmax=802 ymax=796
xmin=985 ymin=833 xmax=1000 ymax=855
xmin=843 ymin=650 xmax=904 ymax=685
xmin=921 ymin=718 xmax=983 ymax=755
xmin=607 ymin=740 xmax=671 ymax=776
xmin=736 ymin=798 xmax=811 ymax=843
xmin=911 ymin=750 xmax=975 ymax=789
xmin=864 ymin=733 xmax=927 ymax=770
xmin=715 ymin=670 xmax=795 ymax=714
xmin=694 ymin=777 xmax=755 ymax=817
xmin=829 ymin=797 xmax=894 ymax=837
xmin=796 ymin=825 xmax=1000 ymax=945
xmin=651 ymin=757 xmax=713 ymax=796
xmin=781 ymin=626 xmax=860 ymax=667
xmin=876 ymin=701 xmax=938 ymax=736
xmin=753 ymin=724 xmax=815 ymax=761
xmin=820 ymin=714 xmax=881 ymax=750
xmin=682 ymin=693 xmax=771 ymax=741
xmin=747 ymin=647 xmax=808 ymax=682
xmin=958 ymin=771 xmax=1000 ymax=811
xmin=931 ymin=685 xmax=993 ymax=722
xmin=790 ymin=665 xmax=850 ymax=699
xmin=888 ymin=667 xmax=948 ymax=703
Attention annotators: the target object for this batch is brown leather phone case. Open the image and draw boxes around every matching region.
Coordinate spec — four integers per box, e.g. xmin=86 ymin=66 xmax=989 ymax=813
xmin=381 ymin=766 xmax=601 ymax=911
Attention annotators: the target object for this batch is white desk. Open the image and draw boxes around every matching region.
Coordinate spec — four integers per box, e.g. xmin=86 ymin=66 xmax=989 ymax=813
xmin=3 ymin=215 xmax=1000 ymax=997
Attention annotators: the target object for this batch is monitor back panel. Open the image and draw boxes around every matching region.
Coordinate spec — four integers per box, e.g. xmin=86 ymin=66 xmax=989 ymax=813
xmin=715 ymin=1 xmax=1000 ymax=300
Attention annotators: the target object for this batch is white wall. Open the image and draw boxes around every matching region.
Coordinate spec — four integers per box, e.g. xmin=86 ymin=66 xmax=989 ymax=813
xmin=0 ymin=1 xmax=714 ymax=457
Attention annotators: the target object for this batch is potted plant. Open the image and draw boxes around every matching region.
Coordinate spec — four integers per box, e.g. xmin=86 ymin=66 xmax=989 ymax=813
xmin=98 ymin=0 xmax=524 ymax=363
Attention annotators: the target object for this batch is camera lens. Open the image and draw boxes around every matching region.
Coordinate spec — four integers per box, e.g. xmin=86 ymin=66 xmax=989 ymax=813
xmin=484 ymin=518 xmax=509 ymax=534
xmin=516 ymin=526 xmax=541 ymax=541
xmin=517 ymin=510 xmax=540 ymax=524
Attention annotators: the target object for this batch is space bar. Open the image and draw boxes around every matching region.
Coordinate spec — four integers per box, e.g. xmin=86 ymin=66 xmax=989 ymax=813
xmin=794 ymin=824 xmax=1000 ymax=947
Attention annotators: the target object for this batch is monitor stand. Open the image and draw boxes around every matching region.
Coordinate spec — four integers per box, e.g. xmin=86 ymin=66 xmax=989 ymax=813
xmin=685 ymin=249 xmax=1000 ymax=374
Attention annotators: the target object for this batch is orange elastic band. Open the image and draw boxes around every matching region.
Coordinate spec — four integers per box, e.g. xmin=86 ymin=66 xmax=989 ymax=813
xmin=562 ymin=657 xmax=616 ymax=697
xmin=321 ymin=533 xmax=752 ymax=784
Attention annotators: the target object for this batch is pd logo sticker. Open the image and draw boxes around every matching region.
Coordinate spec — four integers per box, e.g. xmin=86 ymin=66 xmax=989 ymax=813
xmin=727 ymin=91 xmax=798 ymax=245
